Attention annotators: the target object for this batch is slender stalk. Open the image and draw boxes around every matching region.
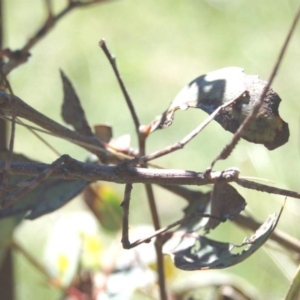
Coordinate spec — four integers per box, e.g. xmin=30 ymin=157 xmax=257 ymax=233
xmin=209 ymin=5 xmax=300 ymax=170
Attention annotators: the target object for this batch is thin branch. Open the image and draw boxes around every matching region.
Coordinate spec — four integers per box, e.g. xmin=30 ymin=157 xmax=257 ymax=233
xmin=121 ymin=212 xmax=220 ymax=249
xmin=16 ymin=118 xmax=61 ymax=157
xmin=208 ymin=5 xmax=300 ymax=171
xmin=0 ymin=91 xmax=107 ymax=159
xmin=0 ymin=76 xmax=16 ymax=203
xmin=146 ymin=184 xmax=167 ymax=300
xmin=234 ymin=214 xmax=300 ymax=253
xmin=132 ymin=92 xmax=247 ymax=165
xmin=2 ymin=155 xmax=70 ymax=208
xmin=1 ymin=158 xmax=300 ymax=201
xmin=139 ymin=124 xmax=166 ymax=299
xmin=2 ymin=0 xmax=112 ymax=75
xmin=121 ymin=184 xmax=132 ymax=249
xmin=161 ymin=184 xmax=300 ymax=253
xmin=99 ymin=39 xmax=141 ymax=134
xmin=235 ymin=178 xmax=300 ymax=199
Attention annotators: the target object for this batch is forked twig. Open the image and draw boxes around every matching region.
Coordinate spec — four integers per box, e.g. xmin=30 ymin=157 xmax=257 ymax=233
xmin=129 ymin=91 xmax=247 ymax=166
xmin=0 ymin=91 xmax=107 ymax=159
xmin=99 ymin=35 xmax=170 ymax=298
xmin=207 ymin=5 xmax=300 ymax=171
xmin=122 ymin=208 xmax=221 ymax=249
xmin=1 ymin=0 xmax=112 ymax=75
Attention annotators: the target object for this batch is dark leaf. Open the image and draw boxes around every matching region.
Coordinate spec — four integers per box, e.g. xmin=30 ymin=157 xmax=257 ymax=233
xmin=0 ymin=152 xmax=89 ymax=219
xmin=205 ymin=183 xmax=246 ymax=231
xmin=166 ymin=208 xmax=283 ymax=270
xmin=60 ymin=70 xmax=93 ymax=136
xmin=180 ymin=190 xmax=211 ymax=232
xmin=152 ymin=67 xmax=289 ymax=150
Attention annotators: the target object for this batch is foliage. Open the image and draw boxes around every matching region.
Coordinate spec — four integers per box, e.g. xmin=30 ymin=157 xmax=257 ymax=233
xmin=1 ymin=1 xmax=300 ymax=300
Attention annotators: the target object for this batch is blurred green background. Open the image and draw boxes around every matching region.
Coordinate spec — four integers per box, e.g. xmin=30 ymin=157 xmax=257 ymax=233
xmin=3 ymin=0 xmax=300 ymax=299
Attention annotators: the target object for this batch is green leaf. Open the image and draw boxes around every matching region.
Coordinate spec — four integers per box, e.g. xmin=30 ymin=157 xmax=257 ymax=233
xmin=166 ymin=207 xmax=283 ymax=270
xmin=153 ymin=67 xmax=289 ymax=150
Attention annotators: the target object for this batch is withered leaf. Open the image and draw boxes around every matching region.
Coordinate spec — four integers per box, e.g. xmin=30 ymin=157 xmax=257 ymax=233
xmin=166 ymin=207 xmax=283 ymax=270
xmin=152 ymin=67 xmax=289 ymax=150
xmin=94 ymin=124 xmax=113 ymax=143
xmin=60 ymin=70 xmax=93 ymax=136
xmin=205 ymin=182 xmax=246 ymax=231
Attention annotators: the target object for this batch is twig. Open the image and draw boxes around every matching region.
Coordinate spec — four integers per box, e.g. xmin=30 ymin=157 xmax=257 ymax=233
xmin=130 ymin=91 xmax=247 ymax=166
xmin=0 ymin=76 xmax=16 ymax=204
xmin=97 ymin=33 xmax=170 ymax=298
xmin=1 ymin=157 xmax=300 ymax=199
xmin=16 ymin=118 xmax=61 ymax=157
xmin=99 ymin=39 xmax=141 ymax=136
xmin=0 ymin=91 xmax=107 ymax=160
xmin=207 ymin=5 xmax=300 ymax=171
xmin=138 ymin=123 xmax=167 ymax=299
xmin=161 ymin=184 xmax=300 ymax=253
xmin=2 ymin=155 xmax=71 ymax=208
xmin=2 ymin=0 xmax=112 ymax=75
xmin=235 ymin=178 xmax=300 ymax=199
xmin=234 ymin=214 xmax=300 ymax=253
xmin=145 ymin=184 xmax=167 ymax=300
xmin=121 ymin=184 xmax=133 ymax=249
xmin=121 ymin=212 xmax=220 ymax=249
xmin=44 ymin=0 xmax=53 ymax=18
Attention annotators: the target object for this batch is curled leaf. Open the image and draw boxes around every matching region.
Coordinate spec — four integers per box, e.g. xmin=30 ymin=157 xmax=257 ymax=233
xmin=166 ymin=207 xmax=283 ymax=270
xmin=152 ymin=67 xmax=289 ymax=150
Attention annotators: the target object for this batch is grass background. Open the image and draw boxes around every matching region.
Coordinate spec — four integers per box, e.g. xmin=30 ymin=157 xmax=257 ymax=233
xmin=3 ymin=0 xmax=300 ymax=298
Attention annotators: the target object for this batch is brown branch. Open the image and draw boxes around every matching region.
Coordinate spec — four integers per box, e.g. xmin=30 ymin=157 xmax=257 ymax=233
xmin=0 ymin=158 xmax=240 ymax=184
xmin=121 ymin=212 xmax=220 ymax=249
xmin=235 ymin=178 xmax=300 ymax=199
xmin=99 ymin=39 xmax=141 ymax=134
xmin=133 ymin=92 xmax=247 ymax=166
xmin=0 ymin=76 xmax=16 ymax=204
xmin=121 ymin=183 xmax=132 ymax=249
xmin=0 ymin=91 xmax=107 ymax=160
xmin=208 ymin=5 xmax=300 ymax=171
xmin=1 ymin=158 xmax=300 ymax=201
xmin=1 ymin=0 xmax=113 ymax=75
xmin=161 ymin=183 xmax=300 ymax=253
xmin=2 ymin=155 xmax=69 ymax=208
